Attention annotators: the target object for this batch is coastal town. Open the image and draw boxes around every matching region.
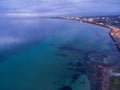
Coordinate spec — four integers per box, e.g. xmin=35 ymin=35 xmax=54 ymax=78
xmin=51 ymin=16 xmax=120 ymax=90
xmin=54 ymin=16 xmax=120 ymax=37
xmin=52 ymin=16 xmax=120 ymax=51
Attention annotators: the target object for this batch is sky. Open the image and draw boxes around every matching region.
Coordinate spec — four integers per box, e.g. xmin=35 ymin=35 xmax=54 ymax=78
xmin=0 ymin=0 xmax=120 ymax=16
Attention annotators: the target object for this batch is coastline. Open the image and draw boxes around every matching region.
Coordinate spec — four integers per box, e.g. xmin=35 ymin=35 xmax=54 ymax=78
xmin=50 ymin=16 xmax=120 ymax=53
xmin=74 ymin=19 xmax=120 ymax=90
xmin=50 ymin=17 xmax=120 ymax=90
xmin=78 ymin=21 xmax=120 ymax=90
xmin=77 ymin=20 xmax=120 ymax=90
xmin=83 ymin=21 xmax=120 ymax=52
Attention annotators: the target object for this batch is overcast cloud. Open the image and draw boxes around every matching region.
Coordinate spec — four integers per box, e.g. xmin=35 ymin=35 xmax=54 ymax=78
xmin=0 ymin=0 xmax=120 ymax=16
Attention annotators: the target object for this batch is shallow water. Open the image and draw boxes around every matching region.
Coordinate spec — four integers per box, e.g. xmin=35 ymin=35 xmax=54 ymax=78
xmin=0 ymin=18 xmax=119 ymax=90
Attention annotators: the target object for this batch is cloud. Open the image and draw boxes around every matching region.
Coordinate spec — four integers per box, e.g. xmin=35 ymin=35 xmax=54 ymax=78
xmin=0 ymin=37 xmax=23 ymax=45
xmin=0 ymin=0 xmax=120 ymax=16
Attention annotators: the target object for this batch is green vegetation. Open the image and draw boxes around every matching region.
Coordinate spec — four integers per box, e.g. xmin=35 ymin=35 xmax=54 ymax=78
xmin=113 ymin=69 xmax=120 ymax=73
xmin=109 ymin=76 xmax=120 ymax=90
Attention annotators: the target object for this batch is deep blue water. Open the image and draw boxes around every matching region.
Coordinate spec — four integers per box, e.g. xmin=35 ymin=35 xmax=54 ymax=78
xmin=0 ymin=18 xmax=120 ymax=90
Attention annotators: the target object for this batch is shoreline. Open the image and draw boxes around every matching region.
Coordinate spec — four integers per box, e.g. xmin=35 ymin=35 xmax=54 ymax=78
xmin=50 ymin=17 xmax=120 ymax=90
xmin=76 ymin=20 xmax=120 ymax=90
xmin=80 ymin=21 xmax=120 ymax=90
xmin=50 ymin=17 xmax=120 ymax=53
xmin=73 ymin=19 xmax=120 ymax=90
xmin=83 ymin=21 xmax=120 ymax=52
xmin=52 ymin=16 xmax=120 ymax=53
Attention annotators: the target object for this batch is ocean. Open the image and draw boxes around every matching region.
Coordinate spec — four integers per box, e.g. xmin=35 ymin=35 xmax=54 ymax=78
xmin=0 ymin=17 xmax=120 ymax=90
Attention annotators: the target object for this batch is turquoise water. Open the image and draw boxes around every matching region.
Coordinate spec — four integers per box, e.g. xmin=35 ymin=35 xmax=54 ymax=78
xmin=0 ymin=18 xmax=120 ymax=90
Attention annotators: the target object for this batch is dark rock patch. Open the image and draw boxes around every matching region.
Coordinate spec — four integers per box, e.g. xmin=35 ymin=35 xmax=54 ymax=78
xmin=59 ymin=86 xmax=72 ymax=90
xmin=56 ymin=53 xmax=68 ymax=57
xmin=71 ymin=74 xmax=79 ymax=83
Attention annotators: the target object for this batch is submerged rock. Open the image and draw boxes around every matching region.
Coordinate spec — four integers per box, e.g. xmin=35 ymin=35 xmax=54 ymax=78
xmin=59 ymin=86 xmax=72 ymax=90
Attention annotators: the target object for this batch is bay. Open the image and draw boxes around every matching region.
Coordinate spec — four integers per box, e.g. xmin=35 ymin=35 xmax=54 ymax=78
xmin=0 ymin=18 xmax=119 ymax=90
